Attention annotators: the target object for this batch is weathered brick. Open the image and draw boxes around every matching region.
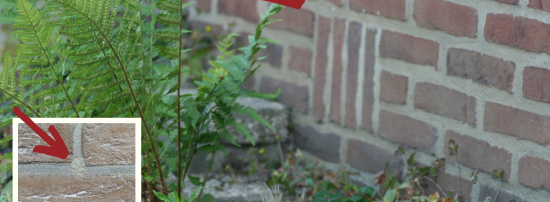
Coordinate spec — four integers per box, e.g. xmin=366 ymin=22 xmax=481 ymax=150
xmin=288 ymin=46 xmax=312 ymax=77
xmin=380 ymin=30 xmax=439 ymax=68
xmin=414 ymin=0 xmax=478 ymax=38
xmin=349 ymin=0 xmax=406 ymax=21
xmin=330 ymin=18 xmax=346 ymax=124
xmin=83 ymin=123 xmax=135 ymax=166
xmin=313 ymin=16 xmax=331 ymax=121
xmin=347 ymin=139 xmax=401 ymax=173
xmin=523 ymin=66 xmax=550 ymax=103
xmin=380 ymin=71 xmax=408 ymax=104
xmin=495 ymin=0 xmax=519 ymax=4
xmin=260 ymin=76 xmax=309 ymax=114
xmin=242 ymin=74 xmax=255 ymax=90
xmin=345 ymin=21 xmax=362 ymax=128
xmin=197 ymin=0 xmax=210 ymax=11
xmin=424 ymin=173 xmax=473 ymax=201
xmin=19 ymin=174 xmax=135 ymax=201
xmin=218 ymin=0 xmax=259 ymax=23
xmin=259 ymin=43 xmax=283 ymax=68
xmin=362 ymin=28 xmax=377 ymax=132
xmin=378 ymin=110 xmax=437 ymax=153
xmin=190 ymin=20 xmax=224 ymax=35
xmin=518 ymin=155 xmax=550 ymax=192
xmin=270 ymin=8 xmax=315 ymax=37
xmin=293 ymin=125 xmax=340 ymax=163
xmin=484 ymin=102 xmax=550 ymax=145
xmin=485 ymin=14 xmax=550 ymax=54
xmin=327 ymin=0 xmax=342 ymax=6
xmin=445 ymin=130 xmax=512 ymax=181
xmin=447 ymin=48 xmax=515 ymax=93
xmin=529 ymin=0 xmax=550 ymax=12
xmin=479 ymin=186 xmax=529 ymax=202
xmin=18 ymin=123 xmax=73 ymax=163
xmin=414 ymin=82 xmax=477 ymax=126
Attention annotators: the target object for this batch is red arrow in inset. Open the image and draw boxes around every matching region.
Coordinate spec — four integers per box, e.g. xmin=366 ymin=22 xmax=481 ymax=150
xmin=263 ymin=0 xmax=305 ymax=9
xmin=14 ymin=106 xmax=69 ymax=159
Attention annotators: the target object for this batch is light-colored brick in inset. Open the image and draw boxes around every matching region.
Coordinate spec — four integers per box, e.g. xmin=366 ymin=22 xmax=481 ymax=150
xmin=19 ymin=174 xmax=135 ymax=202
xmin=18 ymin=123 xmax=73 ymax=163
xmin=83 ymin=123 xmax=135 ymax=166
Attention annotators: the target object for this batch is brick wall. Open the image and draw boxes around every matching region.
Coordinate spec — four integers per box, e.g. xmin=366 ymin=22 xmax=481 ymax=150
xmin=189 ymin=0 xmax=550 ymax=201
xmin=17 ymin=123 xmax=136 ymax=201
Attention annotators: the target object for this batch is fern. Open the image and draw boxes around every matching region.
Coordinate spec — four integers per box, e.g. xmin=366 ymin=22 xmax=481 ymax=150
xmin=0 ymin=0 xmax=285 ymax=200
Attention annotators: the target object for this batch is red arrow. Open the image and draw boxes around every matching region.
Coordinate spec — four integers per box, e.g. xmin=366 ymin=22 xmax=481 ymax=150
xmin=14 ymin=106 xmax=69 ymax=159
xmin=263 ymin=0 xmax=305 ymax=9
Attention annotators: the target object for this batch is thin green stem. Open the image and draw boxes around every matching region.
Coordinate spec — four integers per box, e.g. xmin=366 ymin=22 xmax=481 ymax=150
xmin=177 ymin=0 xmax=184 ymax=196
xmin=0 ymin=87 xmax=40 ymax=117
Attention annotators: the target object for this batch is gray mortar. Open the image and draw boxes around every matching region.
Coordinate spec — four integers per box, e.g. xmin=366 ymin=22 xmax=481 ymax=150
xmin=18 ymin=164 xmax=72 ymax=174
xmin=73 ymin=123 xmax=83 ymax=158
xmin=84 ymin=165 xmax=135 ymax=176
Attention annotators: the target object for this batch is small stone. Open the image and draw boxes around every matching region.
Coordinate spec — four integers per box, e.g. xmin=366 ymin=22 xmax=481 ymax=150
xmin=223 ymin=97 xmax=290 ymax=145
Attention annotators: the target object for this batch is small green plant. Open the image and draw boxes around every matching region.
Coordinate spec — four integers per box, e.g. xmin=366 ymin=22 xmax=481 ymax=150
xmin=0 ymin=0 xmax=285 ymax=201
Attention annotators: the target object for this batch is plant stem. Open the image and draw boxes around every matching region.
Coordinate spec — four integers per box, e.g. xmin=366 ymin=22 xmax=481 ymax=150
xmin=196 ymin=135 xmax=222 ymax=201
xmin=0 ymin=88 xmax=40 ymax=117
xmin=177 ymin=0 xmax=184 ymax=196
xmin=423 ymin=176 xmax=448 ymax=198
xmin=456 ymin=154 xmax=462 ymax=198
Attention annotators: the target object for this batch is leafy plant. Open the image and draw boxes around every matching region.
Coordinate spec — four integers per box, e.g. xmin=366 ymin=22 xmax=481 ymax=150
xmin=0 ymin=0 xmax=285 ymax=201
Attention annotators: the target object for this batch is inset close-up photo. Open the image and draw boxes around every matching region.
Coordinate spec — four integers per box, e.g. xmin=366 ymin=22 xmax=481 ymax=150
xmin=14 ymin=120 xmax=139 ymax=202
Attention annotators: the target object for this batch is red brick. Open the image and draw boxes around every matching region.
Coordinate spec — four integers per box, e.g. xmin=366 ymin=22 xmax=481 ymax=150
xmin=380 ymin=30 xmax=439 ymax=68
xmin=495 ymin=0 xmax=519 ymax=4
xmin=424 ymin=173 xmax=472 ymax=201
xmin=445 ymin=130 xmax=512 ymax=181
xmin=518 ymin=155 xmax=550 ymax=192
xmin=484 ymin=102 xmax=550 ymax=145
xmin=260 ymin=76 xmax=308 ymax=114
xmin=347 ymin=139 xmax=402 ymax=173
xmin=349 ymin=0 xmax=406 ymax=21
xmin=447 ymin=48 xmax=515 ymax=93
xmin=380 ymin=71 xmax=408 ymax=104
xmin=259 ymin=43 xmax=283 ymax=68
xmin=242 ymin=74 xmax=255 ymax=90
xmin=523 ymin=66 xmax=550 ymax=103
xmin=414 ymin=82 xmax=476 ymax=126
xmin=218 ymin=0 xmax=259 ymax=23
xmin=414 ymin=0 xmax=478 ymax=38
xmin=485 ymin=14 xmax=550 ymax=54
xmin=361 ymin=28 xmax=377 ymax=132
xmin=327 ymin=0 xmax=342 ymax=6
xmin=378 ymin=110 xmax=437 ymax=153
xmin=529 ymin=0 xmax=550 ymax=12
xmin=330 ymin=18 xmax=346 ymax=124
xmin=293 ymin=125 xmax=340 ymax=163
xmin=313 ymin=16 xmax=331 ymax=121
xmin=270 ymin=8 xmax=315 ymax=37
xmin=345 ymin=21 xmax=362 ymax=128
xmin=190 ymin=20 xmax=224 ymax=35
xmin=288 ymin=46 xmax=312 ymax=77
xmin=479 ymin=186 xmax=528 ymax=202
xmin=197 ymin=0 xmax=210 ymax=11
